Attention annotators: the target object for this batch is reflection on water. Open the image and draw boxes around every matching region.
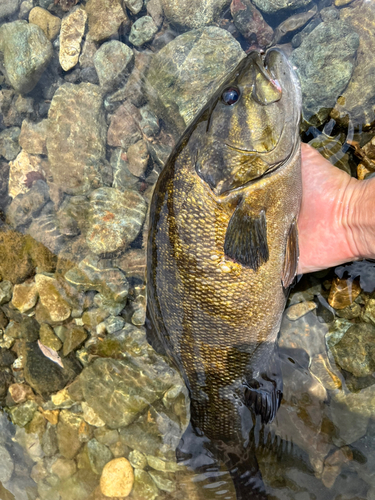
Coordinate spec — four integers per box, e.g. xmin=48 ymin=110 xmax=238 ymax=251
xmin=0 ymin=0 xmax=375 ymax=498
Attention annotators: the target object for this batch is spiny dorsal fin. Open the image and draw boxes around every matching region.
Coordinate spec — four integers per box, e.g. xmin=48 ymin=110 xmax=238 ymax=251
xmin=224 ymin=202 xmax=269 ymax=271
xmin=282 ymin=219 xmax=299 ymax=288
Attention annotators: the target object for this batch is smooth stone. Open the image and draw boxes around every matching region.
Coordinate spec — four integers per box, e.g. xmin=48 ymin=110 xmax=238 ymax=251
xmin=8 ymin=150 xmax=47 ymax=198
xmin=86 ymin=0 xmax=128 ymax=42
xmin=161 ymin=0 xmax=230 ymax=30
xmin=87 ymin=439 xmax=113 ymax=474
xmin=110 ymin=148 xmax=139 ymax=191
xmin=6 ymin=179 xmax=50 ymax=228
xmin=252 ymin=0 xmax=311 ymax=15
xmin=291 ymin=17 xmax=359 ymax=126
xmin=0 ymin=445 xmax=14 ymax=483
xmin=335 ymin=0 xmax=354 ymax=5
xmin=291 ymin=16 xmax=321 ymax=48
xmin=331 ymin=2 xmax=375 ymax=128
xmin=0 ymin=21 xmax=53 ymax=94
xmin=19 ymin=119 xmax=48 ymax=155
xmin=8 ymin=382 xmax=34 ymax=403
xmin=127 ymin=140 xmax=149 ymax=178
xmin=100 ymin=457 xmax=134 ymax=497
xmin=94 ymin=428 xmax=119 ymax=447
xmin=0 ymin=127 xmax=21 ymax=161
xmin=0 ymin=0 xmax=21 ymax=20
xmin=93 ymin=40 xmax=134 ymax=92
xmin=63 ymin=325 xmax=87 ymax=356
xmin=29 ymin=7 xmax=61 ymax=40
xmin=146 ymin=27 xmax=245 ymax=135
xmin=39 ymin=323 xmax=63 ymax=351
xmin=82 ymin=308 xmax=110 ymax=329
xmin=131 ymin=469 xmax=159 ymax=500
xmin=124 ymin=0 xmax=143 ymax=14
xmin=86 ymin=187 xmax=147 ymax=255
xmin=328 ymin=277 xmax=361 ymax=310
xmin=230 ymin=0 xmax=273 ymax=47
xmin=107 ymin=101 xmax=143 ymax=149
xmin=101 ymin=315 xmax=125 ymax=334
xmin=35 ymin=274 xmax=71 ymax=322
xmin=46 ymin=83 xmax=107 ymax=195
xmin=147 ymin=0 xmax=163 ymax=28
xmin=59 ymin=7 xmax=87 ymax=71
xmin=0 ymin=281 xmax=13 ymax=305
xmin=11 ymin=282 xmax=38 ymax=313
xmin=273 ymin=4 xmax=317 ymax=44
xmin=57 ymin=195 xmax=90 ymax=237
xmin=56 ymin=410 xmax=83 ymax=459
xmin=19 ymin=0 xmax=34 ymax=19
xmin=285 ymin=301 xmax=317 ymax=321
xmin=129 ymin=16 xmax=158 ymax=47
xmin=79 ymin=39 xmax=98 ymax=68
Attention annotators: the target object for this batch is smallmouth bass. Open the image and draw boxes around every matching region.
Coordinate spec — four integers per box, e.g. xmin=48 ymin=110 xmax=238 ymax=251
xmin=146 ymin=49 xmax=302 ymax=499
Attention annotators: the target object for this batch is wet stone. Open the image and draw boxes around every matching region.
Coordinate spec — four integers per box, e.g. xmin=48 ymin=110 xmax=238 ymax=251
xmin=330 ymin=323 xmax=375 ymax=378
xmin=291 ymin=17 xmax=321 ymax=48
xmin=0 ymin=445 xmax=14 ymax=483
xmin=149 ymin=470 xmax=175 ymax=492
xmin=0 ymin=20 xmax=53 ymax=94
xmin=139 ymin=107 xmax=159 ymax=138
xmin=0 ymin=0 xmax=21 ymax=20
xmin=114 ymin=249 xmax=146 ymax=281
xmin=110 ymin=148 xmax=139 ymax=191
xmin=132 ymin=468 xmax=159 ymax=500
xmin=94 ymin=428 xmax=118 ymax=447
xmin=86 ymin=0 xmax=128 ymax=42
xmin=59 ymin=7 xmax=87 ymax=72
xmin=94 ymin=40 xmax=134 ymax=93
xmin=107 ymin=101 xmax=143 ymax=150
xmin=29 ymin=7 xmax=61 ymax=40
xmin=291 ymin=17 xmax=359 ymax=126
xmin=87 ymin=438 xmax=113 ymax=475
xmin=35 ymin=274 xmax=71 ymax=322
xmin=57 ymin=410 xmax=83 ymax=459
xmin=126 ymin=140 xmax=149 ymax=178
xmin=336 ymin=301 xmax=362 ymax=320
xmin=328 ymin=277 xmax=361 ymax=310
xmin=19 ymin=119 xmax=48 ymax=156
xmin=8 ymin=150 xmax=47 ymax=199
xmin=100 ymin=457 xmax=134 ymax=497
xmin=252 ymin=0 xmax=311 ymax=15
xmin=285 ymin=301 xmax=317 ymax=321
xmin=8 ymin=383 xmax=34 ymax=403
xmin=129 ymin=450 xmax=147 ymax=470
xmin=28 ymin=211 xmax=67 ymax=256
xmin=46 ymin=83 xmax=107 ymax=195
xmin=6 ymin=180 xmax=50 ymax=228
xmin=230 ymin=0 xmax=273 ymax=47
xmin=146 ymin=27 xmax=245 ymax=135
xmin=86 ymin=187 xmax=147 ymax=255
xmin=82 ymin=402 xmax=105 ymax=427
xmin=50 ymin=457 xmax=77 ymax=480
xmin=10 ymin=399 xmax=37 ymax=427
xmin=129 ymin=16 xmax=158 ymax=47
xmin=0 ymin=281 xmax=13 ymax=305
xmin=63 ymin=325 xmax=87 ymax=356
xmin=147 ymin=0 xmax=163 ymax=28
xmin=39 ymin=323 xmax=62 ymax=351
xmin=161 ymin=0 xmax=231 ymax=30
xmin=124 ymin=0 xmax=143 ymax=14
xmin=0 ymin=127 xmax=21 ymax=161
xmin=272 ymin=4 xmax=317 ymax=45
xmin=11 ymin=282 xmax=38 ymax=313
xmin=5 ymin=316 xmax=39 ymax=341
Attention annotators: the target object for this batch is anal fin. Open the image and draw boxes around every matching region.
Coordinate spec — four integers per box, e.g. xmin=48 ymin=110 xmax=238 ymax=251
xmin=224 ymin=202 xmax=269 ymax=271
xmin=282 ymin=219 xmax=299 ymax=288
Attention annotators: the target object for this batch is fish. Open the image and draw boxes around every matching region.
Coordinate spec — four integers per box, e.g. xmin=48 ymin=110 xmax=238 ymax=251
xmin=146 ymin=49 xmax=302 ymax=499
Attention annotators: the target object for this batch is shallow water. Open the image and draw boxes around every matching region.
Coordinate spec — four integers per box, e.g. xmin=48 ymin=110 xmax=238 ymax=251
xmin=0 ymin=0 xmax=375 ymax=499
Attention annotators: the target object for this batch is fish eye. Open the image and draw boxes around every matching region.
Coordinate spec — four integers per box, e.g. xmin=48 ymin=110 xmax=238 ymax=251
xmin=222 ymin=87 xmax=240 ymax=105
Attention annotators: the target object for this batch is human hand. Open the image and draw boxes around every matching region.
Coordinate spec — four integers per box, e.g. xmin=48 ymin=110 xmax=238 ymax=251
xmin=297 ymin=143 xmax=375 ymax=274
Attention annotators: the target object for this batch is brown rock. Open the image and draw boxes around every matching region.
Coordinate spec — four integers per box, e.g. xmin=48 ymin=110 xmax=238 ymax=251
xmin=328 ymin=277 xmax=361 ymax=310
xmin=19 ymin=119 xmax=48 ymax=155
xmin=29 ymin=7 xmax=61 ymax=41
xmin=8 ymin=383 xmax=34 ymax=404
xmin=0 ymin=230 xmax=34 ymax=284
xmin=8 ymin=150 xmax=47 ymax=198
xmin=50 ymin=457 xmax=77 ymax=480
xmin=285 ymin=301 xmax=317 ymax=321
xmin=86 ymin=0 xmax=127 ymax=42
xmin=63 ymin=325 xmax=87 ymax=356
xmin=127 ymin=140 xmax=149 ymax=177
xmin=114 ymin=249 xmax=146 ymax=280
xmin=79 ymin=39 xmax=98 ymax=68
xmin=35 ymin=274 xmax=71 ymax=322
xmin=107 ymin=102 xmax=142 ymax=150
xmin=39 ymin=407 xmax=59 ymax=425
xmin=321 ymin=446 xmax=353 ymax=488
xmin=57 ymin=409 xmax=83 ymax=459
xmin=100 ymin=457 xmax=134 ymax=497
xmin=11 ymin=281 xmax=38 ymax=313
xmin=230 ymin=0 xmax=273 ymax=47
xmin=59 ymin=6 xmax=87 ymax=72
xmin=39 ymin=323 xmax=63 ymax=351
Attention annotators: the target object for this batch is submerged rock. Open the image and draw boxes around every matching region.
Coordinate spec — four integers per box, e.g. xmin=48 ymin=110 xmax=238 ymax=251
xmin=107 ymin=101 xmax=142 ymax=150
xmin=161 ymin=0 xmax=231 ymax=30
xmin=19 ymin=119 xmax=48 ymax=156
xmin=0 ymin=0 xmax=21 ymax=20
xmin=0 ymin=127 xmax=21 ymax=161
xmin=29 ymin=7 xmax=61 ymax=41
xmin=147 ymin=27 xmax=245 ymax=135
xmin=59 ymin=6 xmax=87 ymax=72
xmin=94 ymin=40 xmax=134 ymax=92
xmin=231 ymin=0 xmax=273 ymax=47
xmin=100 ymin=457 xmax=134 ymax=497
xmin=6 ymin=180 xmax=50 ymax=228
xmin=0 ymin=20 xmax=53 ymax=94
xmin=46 ymin=83 xmax=107 ymax=195
xmin=252 ymin=0 xmax=312 ymax=15
xmin=129 ymin=16 xmax=158 ymax=47
xmin=35 ymin=274 xmax=71 ymax=322
xmin=8 ymin=150 xmax=47 ymax=199
xmin=86 ymin=0 xmax=128 ymax=42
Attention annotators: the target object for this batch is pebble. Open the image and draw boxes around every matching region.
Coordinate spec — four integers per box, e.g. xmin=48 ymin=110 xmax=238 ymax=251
xmin=94 ymin=40 xmax=134 ymax=92
xmin=328 ymin=277 xmax=361 ymax=310
xmin=127 ymin=140 xmax=149 ymax=177
xmin=86 ymin=187 xmax=147 ymax=255
xmin=0 ymin=127 xmax=21 ymax=161
xmin=63 ymin=325 xmax=87 ymax=356
xmin=29 ymin=7 xmax=61 ymax=41
xmin=19 ymin=118 xmax=48 ymax=155
xmin=56 ymin=410 xmax=83 ymax=459
xmin=161 ymin=0 xmax=231 ymax=30
xmin=87 ymin=438 xmax=113 ymax=474
xmin=100 ymin=457 xmax=134 ymax=497
xmin=6 ymin=179 xmax=50 ymax=228
xmin=82 ymin=402 xmax=105 ymax=427
xmin=0 ymin=281 xmax=13 ymax=305
xmin=10 ymin=399 xmax=37 ymax=427
xmin=0 ymin=20 xmax=53 ymax=94
xmin=39 ymin=323 xmax=63 ymax=351
xmin=59 ymin=6 xmax=87 ymax=72
xmin=129 ymin=16 xmax=158 ymax=47
xmin=0 ymin=0 xmax=21 ymax=20
xmin=110 ymin=148 xmax=139 ymax=191
xmin=124 ymin=0 xmax=144 ymax=14
xmin=252 ymin=0 xmax=311 ymax=15
xmin=132 ymin=468 xmax=159 ymax=500
xmin=129 ymin=450 xmax=148 ymax=470
xmin=35 ymin=274 xmax=71 ymax=322
xmin=107 ymin=101 xmax=143 ymax=149
xmin=8 ymin=383 xmax=34 ymax=404
xmin=11 ymin=282 xmax=38 ymax=313
xmin=8 ymin=150 xmax=47 ymax=199
xmin=231 ymin=0 xmax=273 ymax=47
xmin=86 ymin=0 xmax=128 ymax=42
xmin=285 ymin=300 xmax=317 ymax=321
xmin=50 ymin=457 xmax=77 ymax=480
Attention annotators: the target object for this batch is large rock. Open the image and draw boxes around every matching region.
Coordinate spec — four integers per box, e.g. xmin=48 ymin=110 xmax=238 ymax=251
xmin=59 ymin=6 xmax=87 ymax=72
xmin=86 ymin=0 xmax=128 ymax=42
xmin=291 ymin=16 xmax=359 ymax=126
xmin=161 ymin=0 xmax=231 ymax=30
xmin=86 ymin=187 xmax=147 ymax=255
xmin=29 ymin=7 xmax=61 ymax=41
xmin=331 ymin=2 xmax=375 ymax=128
xmin=0 ymin=21 xmax=53 ymax=94
xmin=0 ymin=0 xmax=21 ymax=20
xmin=46 ymin=83 xmax=107 ymax=195
xmin=8 ymin=150 xmax=47 ymax=199
xmin=146 ymin=27 xmax=245 ymax=135
xmin=93 ymin=40 xmax=134 ymax=92
xmin=6 ymin=180 xmax=50 ymax=228
xmin=252 ymin=0 xmax=312 ymax=15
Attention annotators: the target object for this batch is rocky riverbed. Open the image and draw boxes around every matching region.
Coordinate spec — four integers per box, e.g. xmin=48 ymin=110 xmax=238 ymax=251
xmin=0 ymin=0 xmax=375 ymax=499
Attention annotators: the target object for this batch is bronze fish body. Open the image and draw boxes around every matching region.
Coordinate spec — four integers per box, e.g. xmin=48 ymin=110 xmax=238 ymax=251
xmin=146 ymin=49 xmax=302 ymax=499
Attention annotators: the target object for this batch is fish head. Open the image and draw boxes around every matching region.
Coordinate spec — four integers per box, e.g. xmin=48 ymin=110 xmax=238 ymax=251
xmin=194 ymin=49 xmax=301 ymax=196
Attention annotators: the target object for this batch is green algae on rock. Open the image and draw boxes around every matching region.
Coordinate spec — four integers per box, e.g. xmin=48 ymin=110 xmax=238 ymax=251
xmin=161 ymin=0 xmax=231 ymax=30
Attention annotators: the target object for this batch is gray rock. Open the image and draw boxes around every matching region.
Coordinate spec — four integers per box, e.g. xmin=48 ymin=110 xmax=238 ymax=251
xmin=131 ymin=469 xmax=159 ymax=500
xmin=86 ymin=438 xmax=113 ymax=474
xmin=0 ymin=21 xmax=53 ymax=94
xmin=291 ymin=18 xmax=359 ymax=125
xmin=272 ymin=4 xmax=317 ymax=44
xmin=86 ymin=187 xmax=147 ymax=255
xmin=102 ymin=315 xmax=125 ymax=334
xmin=0 ymin=281 xmax=13 ymax=305
xmin=146 ymin=27 xmax=245 ymax=136
xmin=80 ymin=67 xmax=99 ymax=85
xmin=0 ymin=0 xmax=21 ymax=20
xmin=6 ymin=180 xmax=50 ymax=228
xmin=129 ymin=16 xmax=158 ymax=47
xmin=124 ymin=0 xmax=143 ymax=14
xmin=110 ymin=148 xmax=139 ymax=192
xmin=161 ymin=0 xmax=231 ymax=30
xmin=252 ymin=0 xmax=312 ymax=15
xmin=46 ymin=83 xmax=107 ymax=195
xmin=56 ymin=410 xmax=83 ymax=460
xmin=28 ymin=210 xmax=67 ymax=255
xmin=94 ymin=40 xmax=134 ymax=92
xmin=139 ymin=106 xmax=159 ymax=137
xmin=42 ymin=423 xmax=59 ymax=456
xmin=0 ymin=127 xmax=20 ymax=161
xmin=291 ymin=17 xmax=321 ymax=48
xmin=56 ymin=196 xmax=90 ymax=237
xmin=0 ymin=445 xmax=14 ymax=482
xmin=5 ymin=317 xmax=39 ymax=341
xmin=107 ymin=101 xmax=143 ymax=150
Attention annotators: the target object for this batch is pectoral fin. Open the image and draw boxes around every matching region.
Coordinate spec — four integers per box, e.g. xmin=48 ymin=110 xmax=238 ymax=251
xmin=282 ymin=219 xmax=299 ymax=288
xmin=224 ymin=203 xmax=269 ymax=271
